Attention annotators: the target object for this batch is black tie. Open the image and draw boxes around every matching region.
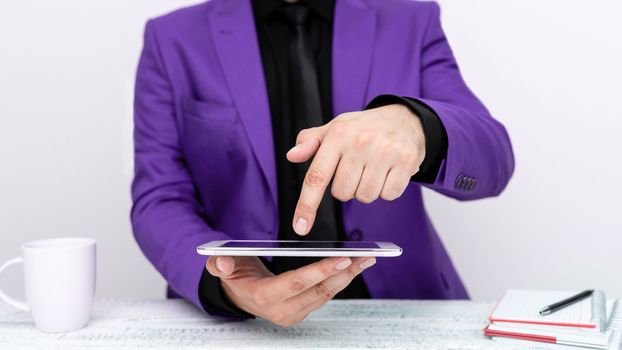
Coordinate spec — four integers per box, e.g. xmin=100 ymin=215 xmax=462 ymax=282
xmin=279 ymin=4 xmax=338 ymax=242
xmin=280 ymin=5 xmax=323 ymax=128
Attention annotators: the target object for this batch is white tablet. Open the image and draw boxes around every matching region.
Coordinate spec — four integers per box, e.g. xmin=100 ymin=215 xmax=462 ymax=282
xmin=196 ymin=240 xmax=402 ymax=257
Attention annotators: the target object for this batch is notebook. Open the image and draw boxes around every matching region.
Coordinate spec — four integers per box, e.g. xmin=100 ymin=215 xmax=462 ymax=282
xmin=484 ymin=289 xmax=622 ymax=350
xmin=491 ymin=334 xmax=622 ymax=350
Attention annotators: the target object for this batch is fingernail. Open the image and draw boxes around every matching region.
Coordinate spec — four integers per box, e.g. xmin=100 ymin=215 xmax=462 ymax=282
xmin=215 ymin=257 xmax=224 ymax=272
xmin=294 ymin=217 xmax=308 ymax=235
xmin=335 ymin=258 xmax=352 ymax=271
xmin=359 ymin=258 xmax=376 ymax=270
xmin=288 ymin=144 xmax=300 ymax=154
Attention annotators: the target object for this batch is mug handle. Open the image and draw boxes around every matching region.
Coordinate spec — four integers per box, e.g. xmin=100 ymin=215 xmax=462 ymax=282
xmin=0 ymin=257 xmax=29 ymax=311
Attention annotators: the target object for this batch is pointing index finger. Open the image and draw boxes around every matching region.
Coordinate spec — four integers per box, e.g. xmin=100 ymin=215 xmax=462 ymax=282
xmin=292 ymin=139 xmax=341 ymax=235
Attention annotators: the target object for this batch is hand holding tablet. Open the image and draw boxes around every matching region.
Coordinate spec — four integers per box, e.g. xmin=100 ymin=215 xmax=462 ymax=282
xmin=198 ymin=240 xmax=401 ymax=327
xmin=204 ymin=254 xmax=376 ymax=327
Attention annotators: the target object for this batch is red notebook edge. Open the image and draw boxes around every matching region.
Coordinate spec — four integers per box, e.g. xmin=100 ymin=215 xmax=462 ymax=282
xmin=483 ymin=325 xmax=557 ymax=344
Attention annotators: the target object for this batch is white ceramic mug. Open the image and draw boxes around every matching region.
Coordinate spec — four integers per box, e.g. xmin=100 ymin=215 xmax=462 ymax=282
xmin=0 ymin=237 xmax=96 ymax=332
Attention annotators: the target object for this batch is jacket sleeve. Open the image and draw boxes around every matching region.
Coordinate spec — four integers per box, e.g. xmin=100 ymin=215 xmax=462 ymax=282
xmin=412 ymin=2 xmax=515 ymax=200
xmin=131 ymin=20 xmax=231 ymax=313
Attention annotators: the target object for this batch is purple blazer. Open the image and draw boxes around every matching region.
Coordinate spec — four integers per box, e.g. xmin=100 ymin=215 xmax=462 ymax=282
xmin=131 ymin=0 xmax=514 ymax=313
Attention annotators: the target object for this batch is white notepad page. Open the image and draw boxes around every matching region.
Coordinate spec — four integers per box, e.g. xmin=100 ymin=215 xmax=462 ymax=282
xmin=490 ymin=289 xmax=607 ymax=331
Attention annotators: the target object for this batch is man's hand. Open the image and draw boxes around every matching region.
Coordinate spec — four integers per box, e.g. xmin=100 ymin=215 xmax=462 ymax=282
xmin=287 ymin=104 xmax=426 ymax=235
xmin=205 ymin=256 xmax=376 ymax=327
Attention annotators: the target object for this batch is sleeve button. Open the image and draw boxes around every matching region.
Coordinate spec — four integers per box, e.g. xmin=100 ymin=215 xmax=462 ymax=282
xmin=454 ymin=174 xmax=465 ymax=190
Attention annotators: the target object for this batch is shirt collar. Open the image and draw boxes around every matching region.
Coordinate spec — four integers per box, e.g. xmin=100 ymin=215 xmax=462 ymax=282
xmin=252 ymin=0 xmax=334 ymax=23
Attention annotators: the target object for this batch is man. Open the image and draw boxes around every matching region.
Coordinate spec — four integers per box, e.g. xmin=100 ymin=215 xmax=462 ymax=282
xmin=131 ymin=0 xmax=514 ymax=327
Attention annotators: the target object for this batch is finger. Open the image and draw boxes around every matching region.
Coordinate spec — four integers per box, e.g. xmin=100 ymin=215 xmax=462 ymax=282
xmin=282 ymin=257 xmax=377 ymax=325
xmin=205 ymin=256 xmax=262 ymax=279
xmin=330 ymin=154 xmax=364 ymax=202
xmin=292 ymin=140 xmax=341 ymax=235
xmin=380 ymin=167 xmax=412 ymax=201
xmin=286 ymin=126 xmax=327 ymax=163
xmin=297 ymin=257 xmax=376 ymax=315
xmin=266 ymin=256 xmax=352 ymax=301
xmin=355 ymin=159 xmax=391 ymax=204
xmin=286 ymin=138 xmax=320 ymax=163
xmin=301 ymin=257 xmax=375 ymax=306
xmin=206 ymin=256 xmax=236 ymax=277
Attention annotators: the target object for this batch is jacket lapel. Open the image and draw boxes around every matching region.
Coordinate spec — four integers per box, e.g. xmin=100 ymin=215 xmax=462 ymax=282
xmin=332 ymin=0 xmax=378 ymax=116
xmin=208 ymin=0 xmax=278 ymax=208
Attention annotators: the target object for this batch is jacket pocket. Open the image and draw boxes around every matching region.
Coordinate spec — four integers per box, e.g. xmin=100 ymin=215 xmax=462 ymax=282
xmin=181 ymin=96 xmax=238 ymax=125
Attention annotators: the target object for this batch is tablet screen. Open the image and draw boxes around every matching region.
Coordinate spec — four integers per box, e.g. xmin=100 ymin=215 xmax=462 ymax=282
xmin=220 ymin=241 xmax=380 ymax=249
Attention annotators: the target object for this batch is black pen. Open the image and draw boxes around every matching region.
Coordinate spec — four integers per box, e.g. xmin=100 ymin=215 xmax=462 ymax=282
xmin=539 ymin=289 xmax=594 ymax=316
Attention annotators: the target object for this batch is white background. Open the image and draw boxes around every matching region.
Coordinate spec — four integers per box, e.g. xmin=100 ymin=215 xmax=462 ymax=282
xmin=1 ymin=0 xmax=620 ymax=302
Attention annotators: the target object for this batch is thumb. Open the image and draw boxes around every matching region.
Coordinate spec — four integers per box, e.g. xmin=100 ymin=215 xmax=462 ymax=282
xmin=286 ymin=126 xmax=326 ymax=163
xmin=206 ymin=256 xmax=236 ymax=278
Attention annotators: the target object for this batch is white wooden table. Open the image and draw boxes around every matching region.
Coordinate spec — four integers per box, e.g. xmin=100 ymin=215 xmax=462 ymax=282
xmin=0 ymin=298 xmax=595 ymax=349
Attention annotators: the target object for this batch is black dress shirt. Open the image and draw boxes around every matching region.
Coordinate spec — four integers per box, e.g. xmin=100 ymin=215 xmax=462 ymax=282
xmin=198 ymin=0 xmax=448 ymax=318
